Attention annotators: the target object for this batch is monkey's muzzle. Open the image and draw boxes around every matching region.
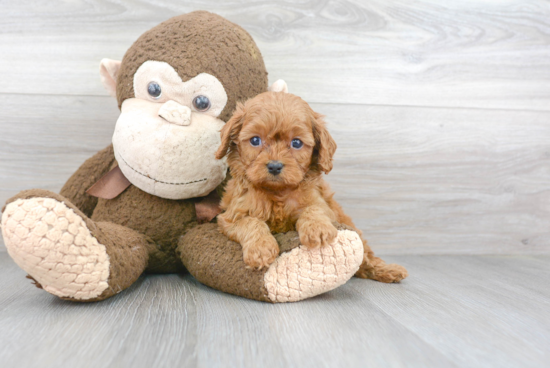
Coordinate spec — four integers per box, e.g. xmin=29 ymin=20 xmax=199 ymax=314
xmin=158 ymin=100 xmax=191 ymax=126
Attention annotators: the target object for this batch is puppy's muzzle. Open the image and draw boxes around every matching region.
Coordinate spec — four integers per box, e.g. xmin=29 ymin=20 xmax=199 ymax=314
xmin=267 ymin=161 xmax=284 ymax=176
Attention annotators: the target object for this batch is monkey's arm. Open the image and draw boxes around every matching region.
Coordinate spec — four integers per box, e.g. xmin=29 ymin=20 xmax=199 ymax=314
xmin=59 ymin=144 xmax=116 ymax=217
xmin=177 ymin=222 xmax=365 ymax=303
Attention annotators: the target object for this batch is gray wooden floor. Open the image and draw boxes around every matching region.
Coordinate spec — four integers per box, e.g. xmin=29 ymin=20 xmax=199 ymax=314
xmin=1 ymin=1 xmax=550 ymax=367
xmin=1 ymin=252 xmax=549 ymax=368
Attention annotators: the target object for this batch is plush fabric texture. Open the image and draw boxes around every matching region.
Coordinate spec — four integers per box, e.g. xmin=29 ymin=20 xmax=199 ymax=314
xmin=177 ymin=223 xmax=272 ymax=302
xmin=113 ymin=99 xmax=228 ymax=200
xmin=158 ymin=100 xmax=192 ymax=126
xmin=178 ymin=223 xmax=364 ymax=303
xmin=264 ymin=229 xmax=364 ymax=303
xmin=133 ymin=61 xmax=228 ymax=119
xmin=92 ymin=184 xmax=196 ymax=273
xmin=2 ymin=197 xmax=110 ymax=300
xmin=99 ymin=59 xmax=121 ymax=98
xmin=116 ymin=11 xmax=268 ymax=122
xmin=2 ymin=190 xmax=151 ymax=302
xmin=88 ymin=221 xmax=151 ymax=301
xmin=267 ymin=79 xmax=289 ymax=93
xmin=60 ymin=145 xmax=116 ymax=218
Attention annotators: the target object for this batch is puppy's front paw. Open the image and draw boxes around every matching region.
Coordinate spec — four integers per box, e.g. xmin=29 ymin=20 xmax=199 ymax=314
xmin=243 ymin=235 xmax=279 ymax=270
xmin=298 ymin=220 xmax=338 ymax=248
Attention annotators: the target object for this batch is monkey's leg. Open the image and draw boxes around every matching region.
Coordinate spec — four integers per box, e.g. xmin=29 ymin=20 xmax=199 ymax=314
xmin=1 ymin=189 xmax=150 ymax=302
xmin=177 ymin=223 xmax=364 ymax=303
xmin=354 ymin=240 xmax=408 ymax=283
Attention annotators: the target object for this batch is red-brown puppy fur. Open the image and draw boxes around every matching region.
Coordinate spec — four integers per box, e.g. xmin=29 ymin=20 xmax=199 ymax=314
xmin=216 ymin=92 xmax=408 ymax=283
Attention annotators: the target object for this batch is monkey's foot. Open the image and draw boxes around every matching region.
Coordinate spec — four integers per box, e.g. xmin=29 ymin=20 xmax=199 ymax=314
xmin=263 ymin=229 xmax=364 ymax=303
xmin=1 ymin=197 xmax=110 ymax=300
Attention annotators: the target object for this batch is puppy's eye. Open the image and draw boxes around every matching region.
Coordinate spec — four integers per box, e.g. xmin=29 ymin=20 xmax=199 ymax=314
xmin=250 ymin=136 xmax=262 ymax=147
xmin=291 ymin=138 xmax=304 ymax=149
xmin=193 ymin=95 xmax=211 ymax=112
xmin=147 ymin=82 xmax=162 ymax=99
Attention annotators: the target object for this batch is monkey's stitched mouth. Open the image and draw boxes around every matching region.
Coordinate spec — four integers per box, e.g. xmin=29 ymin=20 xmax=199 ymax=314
xmin=119 ymin=155 xmax=207 ymax=186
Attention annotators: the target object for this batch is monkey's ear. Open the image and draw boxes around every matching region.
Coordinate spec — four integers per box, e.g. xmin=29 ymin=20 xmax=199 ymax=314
xmin=268 ymin=79 xmax=288 ymax=93
xmin=215 ymin=103 xmax=245 ymax=159
xmin=313 ymin=112 xmax=337 ymax=174
xmin=99 ymin=58 xmax=122 ymax=98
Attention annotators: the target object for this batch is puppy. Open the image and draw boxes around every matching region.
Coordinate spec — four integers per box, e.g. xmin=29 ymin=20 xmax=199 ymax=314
xmin=215 ymin=92 xmax=408 ymax=283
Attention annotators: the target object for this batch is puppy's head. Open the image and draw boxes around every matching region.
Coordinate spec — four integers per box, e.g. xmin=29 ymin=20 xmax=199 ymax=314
xmin=216 ymin=92 xmax=336 ymax=190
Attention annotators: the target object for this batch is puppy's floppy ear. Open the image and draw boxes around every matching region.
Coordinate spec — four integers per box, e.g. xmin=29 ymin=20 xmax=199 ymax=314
xmin=312 ymin=112 xmax=337 ymax=174
xmin=216 ymin=102 xmax=245 ymax=159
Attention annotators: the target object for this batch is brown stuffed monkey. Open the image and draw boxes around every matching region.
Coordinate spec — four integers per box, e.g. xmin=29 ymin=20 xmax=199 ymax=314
xmin=0 ymin=11 xmax=366 ymax=303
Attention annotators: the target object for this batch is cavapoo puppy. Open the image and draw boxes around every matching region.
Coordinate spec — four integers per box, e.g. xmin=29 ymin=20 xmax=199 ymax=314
xmin=215 ymin=92 xmax=408 ymax=283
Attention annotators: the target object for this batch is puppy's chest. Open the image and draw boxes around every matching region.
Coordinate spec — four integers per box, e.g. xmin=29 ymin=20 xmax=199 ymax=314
xmin=265 ymin=200 xmax=300 ymax=233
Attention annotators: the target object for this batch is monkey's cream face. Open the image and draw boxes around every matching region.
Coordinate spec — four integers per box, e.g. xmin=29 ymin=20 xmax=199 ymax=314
xmin=112 ymin=61 xmax=229 ymax=200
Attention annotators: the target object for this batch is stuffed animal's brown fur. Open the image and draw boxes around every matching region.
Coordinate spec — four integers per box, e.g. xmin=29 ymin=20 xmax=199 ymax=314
xmin=216 ymin=92 xmax=408 ymax=282
xmin=2 ymin=12 xmax=399 ymax=305
xmin=116 ymin=11 xmax=267 ymax=122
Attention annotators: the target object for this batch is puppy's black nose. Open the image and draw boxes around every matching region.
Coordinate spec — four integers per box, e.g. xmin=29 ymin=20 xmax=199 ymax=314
xmin=267 ymin=161 xmax=284 ymax=176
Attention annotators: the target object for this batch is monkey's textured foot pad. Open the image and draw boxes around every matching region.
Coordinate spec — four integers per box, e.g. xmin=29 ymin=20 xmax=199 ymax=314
xmin=1 ymin=198 xmax=110 ymax=300
xmin=264 ymin=229 xmax=364 ymax=303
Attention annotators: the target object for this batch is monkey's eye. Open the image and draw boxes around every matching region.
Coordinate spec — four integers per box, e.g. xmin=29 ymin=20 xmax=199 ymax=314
xmin=193 ymin=95 xmax=211 ymax=112
xmin=147 ymin=82 xmax=162 ymax=99
xmin=291 ymin=138 xmax=304 ymax=149
xmin=250 ymin=136 xmax=262 ymax=147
